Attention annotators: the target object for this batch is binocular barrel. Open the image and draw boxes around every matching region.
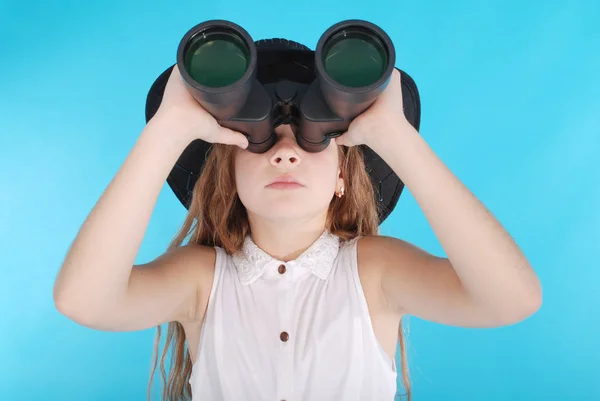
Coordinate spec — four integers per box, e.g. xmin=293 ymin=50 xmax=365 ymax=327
xmin=315 ymin=20 xmax=395 ymax=120
xmin=176 ymin=20 xmax=257 ymax=119
xmin=176 ymin=19 xmax=395 ymax=153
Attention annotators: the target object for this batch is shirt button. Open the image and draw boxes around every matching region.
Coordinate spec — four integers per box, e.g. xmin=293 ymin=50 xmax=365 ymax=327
xmin=278 ymin=264 xmax=287 ymax=274
xmin=280 ymin=331 xmax=289 ymax=342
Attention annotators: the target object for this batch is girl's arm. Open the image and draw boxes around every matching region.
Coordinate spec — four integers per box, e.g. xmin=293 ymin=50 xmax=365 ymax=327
xmin=53 ymin=111 xmax=211 ymax=331
xmin=368 ymin=123 xmax=542 ymax=326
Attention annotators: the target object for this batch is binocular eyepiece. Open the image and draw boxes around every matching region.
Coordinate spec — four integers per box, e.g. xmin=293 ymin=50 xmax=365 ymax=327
xmin=177 ymin=19 xmax=396 ymax=153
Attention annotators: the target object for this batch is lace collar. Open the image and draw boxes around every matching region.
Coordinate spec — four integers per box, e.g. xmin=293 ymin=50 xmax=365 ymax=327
xmin=231 ymin=229 xmax=342 ymax=285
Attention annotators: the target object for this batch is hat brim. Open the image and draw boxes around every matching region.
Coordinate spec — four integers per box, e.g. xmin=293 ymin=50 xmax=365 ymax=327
xmin=145 ymin=41 xmax=421 ymax=225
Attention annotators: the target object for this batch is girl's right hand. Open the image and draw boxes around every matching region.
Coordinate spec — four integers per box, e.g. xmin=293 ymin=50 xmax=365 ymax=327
xmin=153 ymin=65 xmax=249 ymax=149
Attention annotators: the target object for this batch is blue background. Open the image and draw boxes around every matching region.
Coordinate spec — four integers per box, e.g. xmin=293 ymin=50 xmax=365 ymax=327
xmin=1 ymin=0 xmax=598 ymax=400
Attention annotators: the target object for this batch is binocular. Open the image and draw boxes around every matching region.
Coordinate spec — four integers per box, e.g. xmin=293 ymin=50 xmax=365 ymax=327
xmin=175 ymin=19 xmax=397 ymax=153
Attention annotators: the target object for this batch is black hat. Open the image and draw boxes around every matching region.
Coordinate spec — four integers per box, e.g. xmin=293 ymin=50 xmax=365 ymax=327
xmin=145 ymin=38 xmax=421 ymax=224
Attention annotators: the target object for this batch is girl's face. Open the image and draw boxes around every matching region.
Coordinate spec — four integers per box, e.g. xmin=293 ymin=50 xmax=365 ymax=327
xmin=234 ymin=124 xmax=343 ymax=223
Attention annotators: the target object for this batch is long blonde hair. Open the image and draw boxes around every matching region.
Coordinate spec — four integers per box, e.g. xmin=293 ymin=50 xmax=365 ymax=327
xmin=146 ymin=142 xmax=411 ymax=400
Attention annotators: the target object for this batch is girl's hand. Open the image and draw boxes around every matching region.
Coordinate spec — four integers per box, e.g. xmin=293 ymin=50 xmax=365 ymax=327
xmin=334 ymin=69 xmax=412 ymax=148
xmin=153 ymin=65 xmax=249 ymax=149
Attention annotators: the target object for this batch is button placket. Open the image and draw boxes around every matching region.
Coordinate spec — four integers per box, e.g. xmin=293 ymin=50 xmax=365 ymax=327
xmin=277 ymin=261 xmax=293 ymax=401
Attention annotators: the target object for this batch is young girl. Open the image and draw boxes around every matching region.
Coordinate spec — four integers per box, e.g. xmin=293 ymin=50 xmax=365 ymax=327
xmin=53 ymin=54 xmax=542 ymax=400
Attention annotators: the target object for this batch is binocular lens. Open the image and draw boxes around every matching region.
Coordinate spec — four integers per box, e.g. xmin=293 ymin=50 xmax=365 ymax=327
xmin=184 ymin=30 xmax=250 ymax=88
xmin=322 ymin=28 xmax=388 ymax=88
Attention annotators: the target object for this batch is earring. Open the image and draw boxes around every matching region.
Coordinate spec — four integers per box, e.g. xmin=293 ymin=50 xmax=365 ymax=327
xmin=335 ymin=186 xmax=345 ymax=198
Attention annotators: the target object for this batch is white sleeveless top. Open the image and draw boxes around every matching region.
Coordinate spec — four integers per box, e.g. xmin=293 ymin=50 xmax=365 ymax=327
xmin=189 ymin=229 xmax=398 ymax=400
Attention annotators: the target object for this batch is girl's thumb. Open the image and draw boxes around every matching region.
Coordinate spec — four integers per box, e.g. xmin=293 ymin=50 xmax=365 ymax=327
xmin=219 ymin=127 xmax=249 ymax=149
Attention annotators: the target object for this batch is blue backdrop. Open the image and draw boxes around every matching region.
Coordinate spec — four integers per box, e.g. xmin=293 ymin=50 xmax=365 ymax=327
xmin=1 ymin=0 xmax=598 ymax=400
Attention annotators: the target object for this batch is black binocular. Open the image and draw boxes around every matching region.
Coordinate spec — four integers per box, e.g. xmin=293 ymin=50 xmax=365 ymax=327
xmin=175 ymin=19 xmax=398 ymax=153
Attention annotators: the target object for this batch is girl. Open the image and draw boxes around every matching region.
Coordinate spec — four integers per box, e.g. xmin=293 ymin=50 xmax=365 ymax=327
xmin=53 ymin=56 xmax=542 ymax=401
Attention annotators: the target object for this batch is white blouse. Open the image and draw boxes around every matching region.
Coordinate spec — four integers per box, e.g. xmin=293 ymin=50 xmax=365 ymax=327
xmin=189 ymin=229 xmax=398 ymax=400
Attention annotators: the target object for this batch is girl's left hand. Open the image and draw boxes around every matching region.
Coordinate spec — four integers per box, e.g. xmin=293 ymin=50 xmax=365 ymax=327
xmin=334 ymin=69 xmax=412 ymax=148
